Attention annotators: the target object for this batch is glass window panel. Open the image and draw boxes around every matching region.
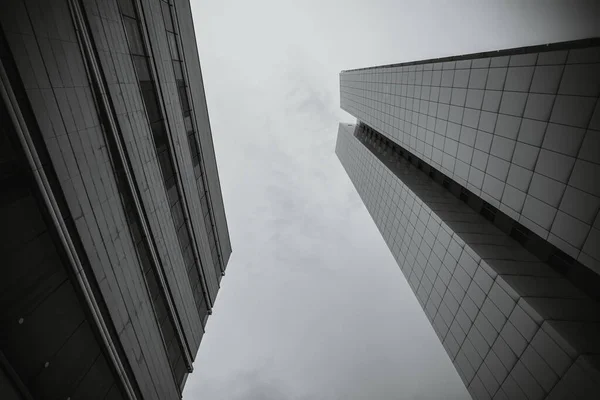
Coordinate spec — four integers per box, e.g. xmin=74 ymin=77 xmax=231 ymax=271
xmin=157 ymin=149 xmax=170 ymax=176
xmin=197 ymin=169 xmax=206 ymax=187
xmin=194 ymin=290 xmax=204 ymax=309
xmin=200 ymin=195 xmax=209 ymax=215
xmin=151 ymin=121 xmax=167 ymax=149
xmin=191 ymin=281 xmax=200 ymax=297
xmin=161 ymin=2 xmax=174 ymax=31
xmin=182 ymin=245 xmax=192 ymax=264
xmin=173 ymin=60 xmax=183 ymax=80
xmin=130 ymin=220 xmax=142 ymax=245
xmin=122 ymin=201 xmax=134 ymax=222
xmin=184 ymin=115 xmax=193 ymax=133
xmin=165 ymin=175 xmax=176 ymax=191
xmin=168 ymin=32 xmax=179 ymax=60
xmin=132 ymin=55 xmax=150 ymax=81
xmin=171 ymin=201 xmax=184 ymax=227
xmin=154 ymin=296 xmax=168 ymax=325
xmin=167 ymin=339 xmax=179 ymax=367
xmin=183 ymin=247 xmax=194 ymax=266
xmin=189 ymin=266 xmax=200 ymax=284
xmin=163 ymin=318 xmax=175 ymax=346
xmin=145 ymin=270 xmax=159 ymax=300
xmin=193 ymin=285 xmax=203 ymax=304
xmin=191 ymin=154 xmax=199 ymax=168
xmin=195 ymin=288 xmax=207 ymax=315
xmin=137 ymin=245 xmax=152 ymax=275
xmin=178 ymin=85 xmax=190 ymax=112
xmin=194 ymin=293 xmax=206 ymax=320
xmin=123 ymin=17 xmax=144 ymax=56
xmin=177 ymin=224 xmax=190 ymax=249
xmin=190 ymin=150 xmax=199 ymax=166
xmin=141 ymin=83 xmax=161 ymax=123
xmin=187 ymin=134 xmax=199 ymax=160
xmin=176 ymin=358 xmax=187 ymax=388
xmin=159 ymin=151 xmax=174 ymax=182
xmin=167 ymin=184 xmax=178 ymax=207
xmin=170 ymin=200 xmax=181 ymax=226
xmin=118 ymin=0 xmax=136 ymax=18
xmin=163 ymin=319 xmax=175 ymax=343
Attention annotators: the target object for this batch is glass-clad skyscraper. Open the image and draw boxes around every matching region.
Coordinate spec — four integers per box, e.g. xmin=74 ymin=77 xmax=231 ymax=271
xmin=337 ymin=39 xmax=600 ymax=399
xmin=0 ymin=0 xmax=231 ymax=399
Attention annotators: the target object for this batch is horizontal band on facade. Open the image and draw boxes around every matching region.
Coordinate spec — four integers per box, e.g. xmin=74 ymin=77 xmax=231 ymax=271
xmin=342 ymin=37 xmax=600 ymax=73
xmin=352 ymin=121 xmax=600 ymax=302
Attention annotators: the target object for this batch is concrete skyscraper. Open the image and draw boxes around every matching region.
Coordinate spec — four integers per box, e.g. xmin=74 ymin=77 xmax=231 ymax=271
xmin=1 ymin=0 xmax=230 ymax=399
xmin=337 ymin=39 xmax=600 ymax=399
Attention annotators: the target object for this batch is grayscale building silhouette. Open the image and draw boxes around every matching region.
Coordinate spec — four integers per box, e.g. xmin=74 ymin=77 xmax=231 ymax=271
xmin=337 ymin=39 xmax=600 ymax=399
xmin=0 ymin=0 xmax=230 ymax=399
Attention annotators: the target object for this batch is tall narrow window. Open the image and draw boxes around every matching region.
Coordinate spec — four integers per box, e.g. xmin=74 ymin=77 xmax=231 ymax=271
xmin=117 ymin=0 xmax=209 ymax=388
xmin=160 ymin=0 xmax=224 ymax=278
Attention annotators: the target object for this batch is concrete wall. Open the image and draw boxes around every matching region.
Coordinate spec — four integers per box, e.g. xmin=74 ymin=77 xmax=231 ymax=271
xmin=1 ymin=0 xmax=231 ymax=398
xmin=340 ymin=42 xmax=600 ymax=275
xmin=336 ymin=122 xmax=600 ymax=400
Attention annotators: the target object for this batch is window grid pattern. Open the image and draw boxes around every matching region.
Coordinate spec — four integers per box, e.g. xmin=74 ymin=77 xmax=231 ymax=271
xmin=355 ymin=122 xmax=600 ymax=302
xmin=110 ymin=121 xmax=188 ymax=387
xmin=335 ymin=123 xmax=600 ymax=400
xmin=340 ymin=46 xmax=600 ymax=275
xmin=117 ymin=0 xmax=207 ymax=387
xmin=160 ymin=0 xmax=223 ymax=279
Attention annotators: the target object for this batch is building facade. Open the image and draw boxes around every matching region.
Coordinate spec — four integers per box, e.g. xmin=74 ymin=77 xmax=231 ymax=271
xmin=337 ymin=39 xmax=600 ymax=399
xmin=0 ymin=0 xmax=231 ymax=399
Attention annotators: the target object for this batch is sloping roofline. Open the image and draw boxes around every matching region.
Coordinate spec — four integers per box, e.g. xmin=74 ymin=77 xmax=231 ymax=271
xmin=341 ymin=37 xmax=600 ymax=73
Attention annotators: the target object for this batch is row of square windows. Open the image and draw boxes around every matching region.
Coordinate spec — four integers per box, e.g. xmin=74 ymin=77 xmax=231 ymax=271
xmin=352 ymin=123 xmax=600 ymax=302
xmin=337 ymin=125 xmax=597 ymax=398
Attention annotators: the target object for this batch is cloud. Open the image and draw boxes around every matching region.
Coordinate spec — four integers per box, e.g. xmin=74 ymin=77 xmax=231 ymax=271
xmin=183 ymin=1 xmax=600 ymax=399
xmin=183 ymin=1 xmax=472 ymax=397
xmin=186 ymin=369 xmax=318 ymax=400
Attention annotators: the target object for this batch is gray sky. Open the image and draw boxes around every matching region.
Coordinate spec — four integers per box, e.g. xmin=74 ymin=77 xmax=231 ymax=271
xmin=182 ymin=1 xmax=599 ymax=399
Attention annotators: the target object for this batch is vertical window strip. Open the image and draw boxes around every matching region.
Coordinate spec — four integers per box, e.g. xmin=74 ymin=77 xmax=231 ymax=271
xmin=117 ymin=0 xmax=207 ymax=387
xmin=160 ymin=0 xmax=224 ymax=277
xmin=112 ymin=136 xmax=188 ymax=388
xmin=62 ymin=0 xmax=198 ymax=394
